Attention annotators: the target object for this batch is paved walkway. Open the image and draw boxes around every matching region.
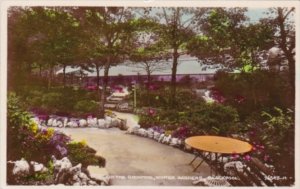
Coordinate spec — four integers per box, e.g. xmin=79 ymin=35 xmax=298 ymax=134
xmin=58 ymin=112 xmax=211 ymax=186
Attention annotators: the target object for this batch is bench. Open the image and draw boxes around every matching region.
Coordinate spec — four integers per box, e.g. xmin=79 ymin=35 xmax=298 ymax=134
xmin=193 ymin=157 xmax=293 ymax=186
xmin=224 ymin=158 xmax=292 ymax=186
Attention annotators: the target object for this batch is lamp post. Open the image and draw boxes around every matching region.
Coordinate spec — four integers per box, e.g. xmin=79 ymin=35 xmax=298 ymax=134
xmin=134 ymin=83 xmax=137 ymax=110
xmin=132 ymin=81 xmax=137 ymax=111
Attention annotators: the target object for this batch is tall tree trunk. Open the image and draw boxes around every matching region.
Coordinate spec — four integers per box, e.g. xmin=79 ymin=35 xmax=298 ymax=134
xmin=63 ymin=65 xmax=66 ymax=88
xmin=96 ymin=64 xmax=100 ymax=89
xmin=48 ymin=66 xmax=53 ymax=90
xmin=170 ymin=47 xmax=179 ymax=108
xmin=277 ymin=8 xmax=295 ymax=100
xmin=99 ymin=59 xmax=110 ymax=118
xmin=287 ymin=56 xmax=295 ymax=102
xmin=39 ymin=64 xmax=42 ymax=77
xmin=146 ymin=66 xmax=151 ymax=106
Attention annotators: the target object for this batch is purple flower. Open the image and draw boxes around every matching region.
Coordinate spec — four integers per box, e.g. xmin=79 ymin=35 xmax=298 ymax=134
xmin=56 ymin=145 xmax=68 ymax=156
xmin=152 ymin=126 xmax=165 ymax=134
xmin=40 ymin=128 xmax=48 ymax=134
xmin=49 ymin=131 xmax=71 ymax=146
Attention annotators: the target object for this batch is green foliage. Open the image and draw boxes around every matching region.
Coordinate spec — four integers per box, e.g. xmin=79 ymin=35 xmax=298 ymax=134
xmin=187 ymin=8 xmax=274 ymax=69
xmin=260 ymin=107 xmax=293 ymax=153
xmin=139 ymin=101 xmax=239 ymax=136
xmin=214 ymin=70 xmax=293 ymax=120
xmin=136 ymin=86 xmax=201 ymax=110
xmin=7 ymin=92 xmax=33 ymax=130
xmin=188 ymin=103 xmax=239 ymax=136
xmin=67 ymin=141 xmax=106 ymax=168
xmin=74 ymin=100 xmax=98 ymax=115
xmin=41 ymin=92 xmax=63 ymax=112
xmin=7 ymin=92 xmax=49 ymax=162
xmin=8 ymin=7 xmax=81 ymax=90
xmin=21 ymin=86 xmax=99 ymax=117
xmin=246 ymin=107 xmax=294 ymax=177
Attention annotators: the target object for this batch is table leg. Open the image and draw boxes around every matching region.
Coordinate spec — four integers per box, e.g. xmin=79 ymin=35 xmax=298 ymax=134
xmin=192 ymin=152 xmax=210 ymax=172
xmin=193 ymin=159 xmax=205 ymax=172
xmin=189 ymin=154 xmax=199 ymax=165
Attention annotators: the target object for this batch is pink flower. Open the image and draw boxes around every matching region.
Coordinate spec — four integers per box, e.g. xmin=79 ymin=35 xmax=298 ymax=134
xmin=149 ymin=85 xmax=155 ymax=90
xmin=231 ymin=152 xmax=240 ymax=160
xmin=243 ymin=155 xmax=251 ymax=161
xmin=263 ymin=155 xmax=269 ymax=161
xmin=148 ymin=108 xmax=156 ymax=116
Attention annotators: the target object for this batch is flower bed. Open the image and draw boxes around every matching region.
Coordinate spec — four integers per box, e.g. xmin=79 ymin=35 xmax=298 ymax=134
xmin=7 ymin=93 xmax=108 ymax=185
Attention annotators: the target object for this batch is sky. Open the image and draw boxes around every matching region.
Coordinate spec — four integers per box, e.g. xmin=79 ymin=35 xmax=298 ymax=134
xmin=245 ymin=8 xmax=268 ymax=22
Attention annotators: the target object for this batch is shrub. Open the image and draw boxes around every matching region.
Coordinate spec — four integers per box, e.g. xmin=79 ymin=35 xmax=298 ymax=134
xmin=7 ymin=92 xmax=70 ymax=163
xmin=214 ymin=70 xmax=293 ymax=120
xmin=246 ymin=107 xmax=294 ymax=178
xmin=67 ymin=141 xmax=106 ymax=168
xmin=7 ymin=92 xmax=39 ymax=161
xmin=41 ymin=92 xmax=63 ymax=113
xmin=188 ymin=103 xmax=239 ymax=136
xmin=73 ymin=100 xmax=98 ymax=116
xmin=172 ymin=126 xmax=191 ymax=139
xmin=18 ymin=85 xmax=100 ymax=117
xmin=136 ymin=86 xmax=203 ymax=110
xmin=139 ymin=102 xmax=239 ymax=136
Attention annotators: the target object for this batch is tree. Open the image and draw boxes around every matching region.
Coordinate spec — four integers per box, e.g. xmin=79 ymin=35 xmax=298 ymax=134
xmin=187 ymin=8 xmax=275 ymax=71
xmin=79 ymin=7 xmax=135 ymax=117
xmin=8 ymin=7 xmax=38 ymax=90
xmin=128 ymin=18 xmax=171 ymax=103
xmin=144 ymin=8 xmax=208 ymax=108
xmin=262 ymin=8 xmax=295 ymax=96
xmin=8 ymin=7 xmax=81 ymax=89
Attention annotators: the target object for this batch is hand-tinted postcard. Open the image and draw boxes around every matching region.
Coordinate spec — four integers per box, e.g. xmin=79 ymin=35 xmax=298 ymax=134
xmin=1 ymin=0 xmax=299 ymax=188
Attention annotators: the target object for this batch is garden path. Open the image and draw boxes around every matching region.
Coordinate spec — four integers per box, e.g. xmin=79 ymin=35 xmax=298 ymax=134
xmin=58 ymin=112 xmax=211 ymax=186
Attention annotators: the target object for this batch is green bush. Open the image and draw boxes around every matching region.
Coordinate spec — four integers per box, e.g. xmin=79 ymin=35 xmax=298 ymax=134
xmin=73 ymin=100 xmax=98 ymax=116
xmin=188 ymin=103 xmax=239 ymax=136
xmin=41 ymin=92 xmax=63 ymax=112
xmin=136 ymin=86 xmax=203 ymax=110
xmin=8 ymin=93 xmax=53 ymax=162
xmin=139 ymin=102 xmax=239 ymax=136
xmin=18 ymin=85 xmax=99 ymax=117
xmin=67 ymin=141 xmax=105 ymax=168
xmin=246 ymin=107 xmax=294 ymax=178
xmin=214 ymin=70 xmax=293 ymax=120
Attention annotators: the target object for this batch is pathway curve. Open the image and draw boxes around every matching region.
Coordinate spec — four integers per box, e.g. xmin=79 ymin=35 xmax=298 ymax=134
xmin=58 ymin=112 xmax=211 ymax=186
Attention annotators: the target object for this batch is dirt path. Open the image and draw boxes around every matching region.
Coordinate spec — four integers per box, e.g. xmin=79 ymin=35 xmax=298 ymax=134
xmin=58 ymin=127 xmax=211 ymax=186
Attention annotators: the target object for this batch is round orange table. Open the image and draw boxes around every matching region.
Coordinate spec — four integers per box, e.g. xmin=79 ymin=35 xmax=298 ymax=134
xmin=185 ymin=136 xmax=252 ymax=154
xmin=185 ymin=136 xmax=252 ymax=172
